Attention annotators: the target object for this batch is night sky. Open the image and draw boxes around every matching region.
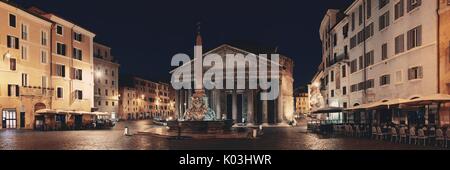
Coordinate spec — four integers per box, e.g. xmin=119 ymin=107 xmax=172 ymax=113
xmin=13 ymin=0 xmax=353 ymax=87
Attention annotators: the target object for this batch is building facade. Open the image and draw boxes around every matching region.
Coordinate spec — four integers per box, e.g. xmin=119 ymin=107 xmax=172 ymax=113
xmin=438 ymin=0 xmax=450 ymax=124
xmin=0 ymin=1 xmax=52 ymax=129
xmin=294 ymin=87 xmax=310 ymax=116
xmin=315 ymin=0 xmax=450 ymax=126
xmin=118 ymin=77 xmax=174 ymax=120
xmin=173 ymin=34 xmax=295 ymax=126
xmin=93 ymin=42 xmax=119 ymax=120
xmin=1 ymin=2 xmax=97 ymax=130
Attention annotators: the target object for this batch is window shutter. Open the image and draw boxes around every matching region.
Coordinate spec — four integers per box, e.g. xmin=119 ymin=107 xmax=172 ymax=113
xmin=15 ymin=37 xmax=19 ymax=49
xmin=417 ymin=26 xmax=422 ymax=47
xmin=62 ymin=65 xmax=66 ymax=77
xmin=8 ymin=85 xmax=12 ymax=96
xmin=407 ymin=0 xmax=412 ymax=12
xmin=79 ymin=70 xmax=83 ymax=80
xmin=418 ymin=67 xmax=423 ymax=79
xmin=7 ymin=36 xmax=11 ymax=48
xmin=15 ymin=85 xmax=20 ymax=96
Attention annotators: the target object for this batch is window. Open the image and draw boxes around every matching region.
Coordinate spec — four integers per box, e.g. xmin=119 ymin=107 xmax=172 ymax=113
xmin=73 ymin=48 xmax=82 ymax=60
xmin=105 ymin=80 xmax=108 ymax=85
xmin=331 ymin=90 xmax=335 ymax=98
xmin=366 ymin=79 xmax=375 ymax=89
xmin=105 ymin=101 xmax=109 ymax=106
xmin=350 ymin=84 xmax=357 ymax=92
xmin=56 ymin=25 xmax=63 ymax=35
xmin=7 ymin=35 xmax=19 ymax=49
xmin=22 ymin=73 xmax=28 ymax=87
xmin=97 ymin=88 xmax=101 ymax=95
xmin=407 ymin=25 xmax=422 ymax=50
xmin=8 ymin=85 xmax=20 ymax=97
xmin=41 ymin=31 xmax=48 ymax=46
xmin=57 ymin=43 xmax=66 ymax=56
xmin=395 ymin=34 xmax=405 ymax=54
xmin=9 ymin=14 xmax=16 ymax=27
xmin=407 ymin=0 xmax=421 ymax=12
xmin=359 ymin=56 xmax=364 ymax=70
xmin=359 ymin=5 xmax=363 ymax=25
xmin=365 ymin=51 xmax=374 ymax=67
xmin=379 ymin=11 xmax=390 ymax=31
xmin=105 ymin=89 xmax=109 ymax=96
xmin=112 ymin=71 xmax=115 ymax=77
xmin=75 ymin=90 xmax=83 ymax=100
xmin=350 ymin=59 xmax=358 ymax=73
xmin=380 ymin=74 xmax=391 ymax=86
xmin=21 ymin=24 xmax=28 ymax=40
xmin=10 ymin=58 xmax=16 ymax=71
xmin=330 ymin=70 xmax=334 ymax=82
xmin=351 ymin=12 xmax=356 ymax=31
xmin=357 ymin=30 xmax=364 ymax=44
xmin=342 ymin=65 xmax=347 ymax=78
xmin=367 ymin=0 xmax=372 ymax=18
xmin=56 ymin=64 xmax=66 ymax=77
xmin=343 ymin=86 xmax=347 ymax=95
xmin=73 ymin=68 xmax=82 ymax=80
xmin=112 ymin=81 xmax=116 ymax=86
xmin=98 ymin=101 xmax=101 ymax=106
xmin=74 ymin=32 xmax=82 ymax=42
xmin=21 ymin=45 xmax=28 ymax=60
xmin=41 ymin=50 xmax=48 ymax=64
xmin=396 ymin=70 xmax=403 ymax=83
xmin=350 ymin=36 xmax=357 ymax=49
xmin=379 ymin=0 xmax=390 ymax=9
xmin=57 ymin=87 xmax=63 ymax=99
xmin=408 ymin=66 xmax=423 ymax=80
xmin=112 ymin=102 xmax=115 ymax=106
xmin=343 ymin=24 xmax=349 ymax=39
xmin=395 ymin=0 xmax=405 ymax=20
xmin=333 ymin=34 xmax=337 ymax=47
xmin=365 ymin=23 xmax=374 ymax=39
xmin=382 ymin=43 xmax=388 ymax=60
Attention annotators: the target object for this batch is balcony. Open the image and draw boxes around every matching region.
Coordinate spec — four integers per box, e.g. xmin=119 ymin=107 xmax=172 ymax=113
xmin=20 ymin=86 xmax=54 ymax=97
xmin=326 ymin=53 xmax=349 ymax=67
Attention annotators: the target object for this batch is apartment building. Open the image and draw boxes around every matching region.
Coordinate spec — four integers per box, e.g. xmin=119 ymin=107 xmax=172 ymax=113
xmin=315 ymin=0 xmax=450 ymax=126
xmin=438 ymin=0 xmax=450 ymax=124
xmin=0 ymin=1 xmax=52 ymax=129
xmin=119 ymin=77 xmax=174 ymax=120
xmin=93 ymin=42 xmax=119 ymax=121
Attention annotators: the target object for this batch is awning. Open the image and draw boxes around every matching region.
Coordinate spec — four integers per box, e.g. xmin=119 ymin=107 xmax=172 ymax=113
xmin=311 ymin=107 xmax=344 ymax=114
xmin=36 ymin=109 xmax=57 ymax=114
xmin=400 ymin=94 xmax=450 ymax=105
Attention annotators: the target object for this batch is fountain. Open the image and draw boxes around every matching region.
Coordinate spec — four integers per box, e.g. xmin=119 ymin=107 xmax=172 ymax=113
xmin=166 ymin=90 xmax=233 ymax=134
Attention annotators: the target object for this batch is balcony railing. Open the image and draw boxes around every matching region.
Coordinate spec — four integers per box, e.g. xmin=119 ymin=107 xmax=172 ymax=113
xmin=20 ymin=86 xmax=54 ymax=97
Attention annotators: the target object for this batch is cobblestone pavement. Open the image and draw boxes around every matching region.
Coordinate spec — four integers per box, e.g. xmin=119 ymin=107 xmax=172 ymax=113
xmin=0 ymin=120 xmax=447 ymax=150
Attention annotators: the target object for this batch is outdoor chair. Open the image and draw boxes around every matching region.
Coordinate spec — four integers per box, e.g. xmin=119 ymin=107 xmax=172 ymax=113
xmin=409 ymin=129 xmax=418 ymax=145
xmin=417 ymin=129 xmax=427 ymax=146
xmin=435 ymin=129 xmax=445 ymax=147
xmin=399 ymin=128 xmax=407 ymax=144
xmin=355 ymin=126 xmax=362 ymax=138
xmin=371 ymin=126 xmax=377 ymax=139
xmin=376 ymin=127 xmax=387 ymax=140
xmin=390 ymin=127 xmax=398 ymax=143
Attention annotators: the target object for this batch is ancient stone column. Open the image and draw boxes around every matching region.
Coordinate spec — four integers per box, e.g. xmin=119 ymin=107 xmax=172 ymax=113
xmin=247 ymin=90 xmax=255 ymax=126
xmin=232 ymin=90 xmax=238 ymax=123
xmin=215 ymin=90 xmax=222 ymax=120
xmin=277 ymin=95 xmax=284 ymax=124
xmin=262 ymin=95 xmax=269 ymax=126
xmin=175 ymin=90 xmax=180 ymax=119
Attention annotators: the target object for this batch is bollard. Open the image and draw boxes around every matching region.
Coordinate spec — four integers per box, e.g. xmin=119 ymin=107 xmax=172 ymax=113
xmin=124 ymin=126 xmax=130 ymax=136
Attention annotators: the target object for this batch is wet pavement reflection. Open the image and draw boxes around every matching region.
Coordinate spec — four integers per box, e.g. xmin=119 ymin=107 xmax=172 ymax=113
xmin=0 ymin=120 xmax=446 ymax=150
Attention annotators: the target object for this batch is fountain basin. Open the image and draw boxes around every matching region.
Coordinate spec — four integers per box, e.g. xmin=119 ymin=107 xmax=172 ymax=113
xmin=166 ymin=120 xmax=233 ymax=134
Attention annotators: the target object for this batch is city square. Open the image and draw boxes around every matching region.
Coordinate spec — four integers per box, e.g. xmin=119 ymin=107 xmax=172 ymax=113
xmin=0 ymin=0 xmax=450 ymax=152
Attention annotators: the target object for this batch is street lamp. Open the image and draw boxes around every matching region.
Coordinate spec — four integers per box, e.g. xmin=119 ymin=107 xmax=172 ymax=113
xmin=95 ymin=71 xmax=102 ymax=78
xmin=3 ymin=51 xmax=11 ymax=61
